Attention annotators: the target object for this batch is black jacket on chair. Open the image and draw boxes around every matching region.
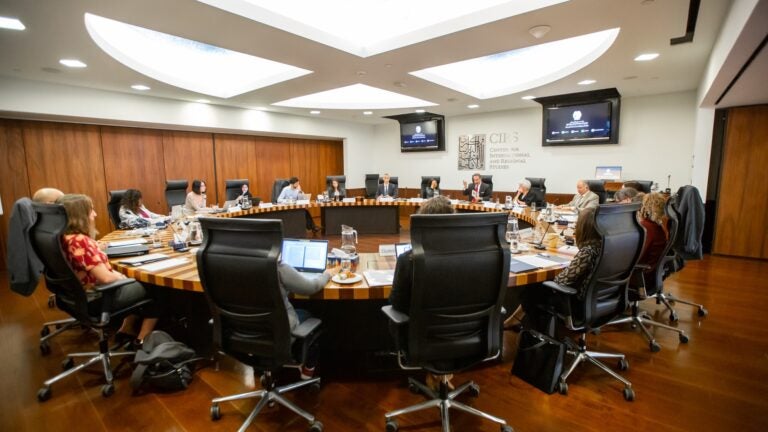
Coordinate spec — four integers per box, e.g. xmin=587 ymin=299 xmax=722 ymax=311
xmin=7 ymin=198 xmax=43 ymax=296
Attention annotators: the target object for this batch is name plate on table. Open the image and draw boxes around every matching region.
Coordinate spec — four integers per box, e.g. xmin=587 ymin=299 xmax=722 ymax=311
xmin=450 ymin=199 xmax=459 ymax=205
xmin=259 ymin=202 xmax=273 ymax=209
xmin=379 ymin=197 xmax=394 ymax=202
xmin=296 ymin=199 xmax=310 ymax=205
xmin=227 ymin=206 xmax=242 ymax=213
xmin=409 ymin=198 xmax=424 ymax=203
xmin=483 ymin=201 xmax=499 ymax=209
xmin=342 ymin=198 xmax=356 ymax=203
xmin=512 ymin=206 xmax=524 ymax=214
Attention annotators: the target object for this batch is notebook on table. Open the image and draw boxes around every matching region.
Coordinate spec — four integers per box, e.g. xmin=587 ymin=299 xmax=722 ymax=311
xmin=281 ymin=238 xmax=329 ymax=280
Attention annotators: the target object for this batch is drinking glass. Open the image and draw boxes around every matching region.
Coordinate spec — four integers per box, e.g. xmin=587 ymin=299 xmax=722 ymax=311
xmin=150 ymin=231 xmax=162 ymax=248
xmin=531 ymin=202 xmax=537 ymax=213
xmin=340 ymin=258 xmax=352 ymax=277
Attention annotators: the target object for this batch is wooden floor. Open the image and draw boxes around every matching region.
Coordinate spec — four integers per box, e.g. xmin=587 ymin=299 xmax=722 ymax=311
xmin=2 ymin=230 xmax=768 ymax=432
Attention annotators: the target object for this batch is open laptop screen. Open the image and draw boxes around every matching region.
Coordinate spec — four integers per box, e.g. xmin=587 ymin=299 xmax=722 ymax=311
xmin=595 ymin=166 xmax=621 ymax=180
xmin=395 ymin=243 xmax=412 ymax=258
xmin=281 ymin=239 xmax=328 ymax=272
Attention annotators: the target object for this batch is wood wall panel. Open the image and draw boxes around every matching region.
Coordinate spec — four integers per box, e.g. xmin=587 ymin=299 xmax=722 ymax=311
xmin=0 ymin=120 xmax=32 ymax=270
xmin=212 ymin=134 xmax=260 ymax=205
xmin=713 ymin=105 xmax=768 ymax=258
xmin=101 ymin=127 xmax=167 ymax=219
xmin=290 ymin=138 xmax=344 ymax=197
xmin=21 ymin=121 xmax=111 ymax=238
xmin=162 ymin=131 xmax=215 ymax=204
xmin=252 ymin=136 xmax=293 ymax=202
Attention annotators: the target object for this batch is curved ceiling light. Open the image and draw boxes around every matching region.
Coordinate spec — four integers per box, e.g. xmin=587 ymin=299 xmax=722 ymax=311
xmin=273 ymin=84 xmax=436 ymax=110
xmin=84 ymin=13 xmax=311 ymax=98
xmin=197 ymin=0 xmax=569 ymax=58
xmin=409 ymin=28 xmax=620 ymax=99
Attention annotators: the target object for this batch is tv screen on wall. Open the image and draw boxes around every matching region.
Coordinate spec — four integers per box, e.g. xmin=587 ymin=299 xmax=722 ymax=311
xmin=385 ymin=112 xmax=446 ymax=152
xmin=537 ymin=88 xmax=621 ymax=146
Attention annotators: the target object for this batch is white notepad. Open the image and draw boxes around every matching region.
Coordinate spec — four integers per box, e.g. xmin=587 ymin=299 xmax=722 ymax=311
xmin=140 ymin=258 xmax=189 ymax=272
xmin=364 ymin=270 xmax=395 ymax=287
xmin=514 ymin=255 xmax=564 ymax=269
xmin=118 ymin=253 xmax=170 ymax=266
xmin=108 ymin=238 xmax=147 ymax=247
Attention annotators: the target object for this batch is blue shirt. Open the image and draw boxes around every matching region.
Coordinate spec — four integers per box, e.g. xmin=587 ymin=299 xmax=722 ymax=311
xmin=278 ymin=186 xmax=301 ymax=203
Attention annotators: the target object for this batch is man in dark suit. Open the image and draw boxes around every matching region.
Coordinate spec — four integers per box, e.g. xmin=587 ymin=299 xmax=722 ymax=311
xmin=462 ymin=173 xmax=491 ymax=203
xmin=376 ymin=173 xmax=398 ymax=199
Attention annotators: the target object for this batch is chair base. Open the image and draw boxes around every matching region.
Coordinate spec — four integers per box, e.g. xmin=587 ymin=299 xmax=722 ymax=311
xmin=605 ymin=303 xmax=689 ymax=352
xmin=384 ymin=376 xmax=512 ymax=432
xmin=560 ymin=336 xmax=635 ymax=401
xmin=656 ymin=292 xmax=708 ymax=322
xmin=211 ymin=373 xmax=322 ymax=432
xmin=38 ymin=330 xmax=135 ymax=402
xmin=39 ymin=317 xmax=79 ymax=355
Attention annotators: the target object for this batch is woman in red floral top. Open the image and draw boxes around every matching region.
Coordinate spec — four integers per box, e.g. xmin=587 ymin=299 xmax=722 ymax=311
xmin=58 ymin=194 xmax=157 ymax=343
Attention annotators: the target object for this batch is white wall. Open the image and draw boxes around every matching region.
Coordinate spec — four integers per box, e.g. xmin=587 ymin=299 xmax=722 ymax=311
xmin=362 ymin=91 xmax=698 ymax=194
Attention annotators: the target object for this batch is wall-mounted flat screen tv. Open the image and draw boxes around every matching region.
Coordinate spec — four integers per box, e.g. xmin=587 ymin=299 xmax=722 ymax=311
xmin=537 ymin=88 xmax=621 ymax=146
xmin=386 ymin=112 xmax=446 ymax=152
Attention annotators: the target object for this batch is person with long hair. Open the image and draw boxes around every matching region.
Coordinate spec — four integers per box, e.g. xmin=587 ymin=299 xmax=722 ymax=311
xmin=636 ymin=192 xmax=669 ymax=281
xmin=326 ymin=179 xmax=346 ymax=201
xmin=118 ymin=189 xmax=165 ymax=229
xmin=57 ymin=194 xmax=158 ymax=344
xmin=424 ymin=178 xmax=440 ymax=199
xmin=184 ymin=179 xmax=208 ymax=213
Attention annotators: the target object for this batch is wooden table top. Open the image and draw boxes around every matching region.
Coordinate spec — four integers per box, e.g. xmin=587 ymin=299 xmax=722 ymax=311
xmin=105 ymin=201 xmax=565 ymax=299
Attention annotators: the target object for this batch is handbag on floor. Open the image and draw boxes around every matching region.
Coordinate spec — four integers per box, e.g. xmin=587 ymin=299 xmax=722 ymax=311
xmin=511 ymin=328 xmax=565 ymax=394
xmin=130 ymin=330 xmax=201 ymax=393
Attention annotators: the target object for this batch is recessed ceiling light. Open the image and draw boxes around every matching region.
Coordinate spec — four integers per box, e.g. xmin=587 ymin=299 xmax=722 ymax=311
xmin=415 ymin=109 xmax=426 ymax=113
xmin=577 ymin=79 xmax=596 ymax=85
xmin=363 ymin=111 xmax=373 ymax=115
xmin=467 ymin=104 xmax=479 ymax=109
xmin=410 ymin=28 xmax=619 ymax=99
xmin=521 ymin=95 xmax=536 ymax=100
xmin=131 ymin=84 xmax=150 ymax=91
xmin=196 ymin=99 xmax=210 ymax=103
xmin=634 ymin=53 xmax=659 ymax=61
xmin=84 ymin=13 xmax=311 ymax=99
xmin=273 ymin=83 xmax=436 ymax=110
xmin=528 ymin=25 xmax=551 ymax=39
xmin=59 ymin=59 xmax=87 ymax=68
xmin=199 ymin=0 xmax=570 ymax=58
xmin=310 ymin=110 xmax=321 ymax=115
xmin=0 ymin=16 xmax=25 ymax=31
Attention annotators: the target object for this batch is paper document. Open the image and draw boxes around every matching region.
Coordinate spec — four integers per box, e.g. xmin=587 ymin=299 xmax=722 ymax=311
xmin=108 ymin=238 xmax=148 ymax=247
xmin=509 ymin=258 xmax=539 ymax=273
xmin=118 ymin=253 xmax=170 ymax=266
xmin=364 ymin=270 xmax=395 ymax=287
xmin=514 ymin=255 xmax=565 ymax=269
xmin=140 ymin=258 xmax=189 ymax=272
xmin=378 ymin=244 xmax=396 ymax=257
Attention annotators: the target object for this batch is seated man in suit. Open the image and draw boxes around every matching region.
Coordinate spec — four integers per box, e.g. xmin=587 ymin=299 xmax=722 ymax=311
xmin=559 ymin=180 xmax=599 ymax=211
xmin=513 ymin=179 xmax=536 ymax=206
xmin=462 ymin=173 xmax=492 ymax=203
xmin=376 ymin=173 xmax=398 ymax=199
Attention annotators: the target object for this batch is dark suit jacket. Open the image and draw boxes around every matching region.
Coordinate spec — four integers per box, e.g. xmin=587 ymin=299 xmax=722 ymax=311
xmin=424 ymin=187 xmax=440 ymax=199
xmin=389 ymin=250 xmax=413 ymax=314
xmin=517 ymin=192 xmax=536 ymax=206
xmin=463 ymin=182 xmax=491 ymax=202
xmin=376 ymin=182 xmax=398 ymax=198
xmin=7 ymin=198 xmax=44 ymax=296
xmin=326 ymin=186 xmax=346 ymax=200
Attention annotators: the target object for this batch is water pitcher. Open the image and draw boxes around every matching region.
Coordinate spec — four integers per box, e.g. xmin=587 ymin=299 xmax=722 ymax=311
xmin=341 ymin=225 xmax=358 ymax=255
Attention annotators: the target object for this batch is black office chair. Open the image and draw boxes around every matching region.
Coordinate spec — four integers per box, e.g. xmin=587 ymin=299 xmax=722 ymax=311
xmin=197 ymin=218 xmax=323 ymax=432
xmin=538 ymin=203 xmax=643 ymax=401
xmin=624 ymin=180 xmax=654 ymax=193
xmin=525 ymin=177 xmax=547 ymax=207
xmin=325 ymin=175 xmax=346 ymax=191
xmin=480 ymin=175 xmax=493 ymax=198
xmin=106 ymin=190 xmax=128 ymax=229
xmin=165 ymin=179 xmax=188 ymax=212
xmin=364 ymin=174 xmax=379 ymax=199
xmin=382 ymin=212 xmax=513 ymax=432
xmin=224 ymin=179 xmax=249 ymax=201
xmin=29 ymin=203 xmax=151 ymax=402
xmin=378 ymin=176 xmax=399 ymax=186
xmin=586 ymin=180 xmax=607 ymax=204
xmin=602 ymin=199 xmax=689 ymax=351
xmin=420 ymin=176 xmax=440 ymax=198
xmin=271 ymin=178 xmax=290 ymax=203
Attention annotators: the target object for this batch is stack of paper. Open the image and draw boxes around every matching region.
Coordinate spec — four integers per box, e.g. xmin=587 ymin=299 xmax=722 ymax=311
xmin=108 ymin=238 xmax=147 ymax=247
xmin=514 ymin=255 xmax=564 ymax=269
xmin=140 ymin=258 xmax=189 ymax=272
xmin=363 ymin=270 xmax=395 ymax=287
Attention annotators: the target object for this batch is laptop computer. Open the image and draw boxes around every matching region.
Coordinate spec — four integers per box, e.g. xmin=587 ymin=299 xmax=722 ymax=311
xmin=281 ymin=238 xmax=329 ymax=280
xmin=395 ymin=243 xmax=412 ymax=258
xmin=595 ymin=165 xmax=622 ymax=180
xmin=222 ymin=200 xmax=239 ymax=211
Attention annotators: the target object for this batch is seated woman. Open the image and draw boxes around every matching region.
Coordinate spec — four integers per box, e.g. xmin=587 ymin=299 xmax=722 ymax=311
xmin=326 ymin=179 xmax=346 ymax=201
xmin=118 ymin=189 xmax=166 ymax=229
xmin=513 ymin=179 xmax=536 ymax=206
xmin=57 ymin=194 xmax=158 ymax=344
xmin=424 ymin=178 xmax=440 ymax=199
xmin=235 ymin=183 xmax=252 ymax=205
xmin=184 ymin=179 xmax=207 ymax=213
xmin=636 ymin=193 xmax=669 ymax=283
xmin=519 ymin=207 xmax=601 ymax=335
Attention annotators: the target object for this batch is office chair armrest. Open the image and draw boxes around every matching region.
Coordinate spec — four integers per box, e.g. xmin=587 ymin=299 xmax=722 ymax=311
xmin=634 ymin=264 xmax=652 ymax=271
xmin=292 ymin=317 xmax=321 ymax=339
xmin=93 ymin=278 xmax=137 ymax=293
xmin=382 ymin=305 xmax=410 ymax=325
xmin=542 ymin=281 xmax=577 ymax=296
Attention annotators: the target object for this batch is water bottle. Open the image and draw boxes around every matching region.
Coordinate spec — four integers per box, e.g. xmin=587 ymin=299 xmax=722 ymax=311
xmin=506 ymin=214 xmax=520 ymax=253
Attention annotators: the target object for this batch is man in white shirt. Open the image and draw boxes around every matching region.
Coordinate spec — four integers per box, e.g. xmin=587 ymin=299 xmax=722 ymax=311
xmin=560 ymin=180 xmax=599 ymax=211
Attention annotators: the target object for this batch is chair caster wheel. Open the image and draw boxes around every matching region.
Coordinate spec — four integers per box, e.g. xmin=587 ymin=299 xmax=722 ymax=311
xmin=407 ymin=382 xmax=420 ymax=394
xmin=309 ymin=420 xmax=324 ymax=432
xmin=558 ymin=381 xmax=568 ymax=395
xmin=309 ymin=382 xmax=321 ymax=393
xmin=37 ymin=386 xmax=52 ymax=402
xmin=501 ymin=425 xmax=514 ymax=432
xmin=698 ymin=307 xmax=708 ymax=317
xmin=62 ymin=357 xmax=75 ymax=370
xmin=40 ymin=342 xmax=51 ymax=356
xmin=468 ymin=383 xmax=480 ymax=397
xmin=40 ymin=326 xmax=51 ymax=337
xmin=618 ymin=358 xmax=629 ymax=371
xmin=101 ymin=384 xmax=114 ymax=398
xmin=669 ymin=312 xmax=678 ymax=322
xmin=210 ymin=403 xmax=221 ymax=420
xmin=649 ymin=341 xmax=661 ymax=353
xmin=385 ymin=419 xmax=398 ymax=432
xmin=623 ymin=387 xmax=635 ymax=401
xmin=592 ymin=328 xmax=602 ymax=335
xmin=679 ymin=334 xmax=689 ymax=343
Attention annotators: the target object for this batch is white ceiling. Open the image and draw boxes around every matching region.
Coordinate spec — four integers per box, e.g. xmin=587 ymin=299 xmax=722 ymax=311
xmin=0 ymin=0 xmax=759 ymax=124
